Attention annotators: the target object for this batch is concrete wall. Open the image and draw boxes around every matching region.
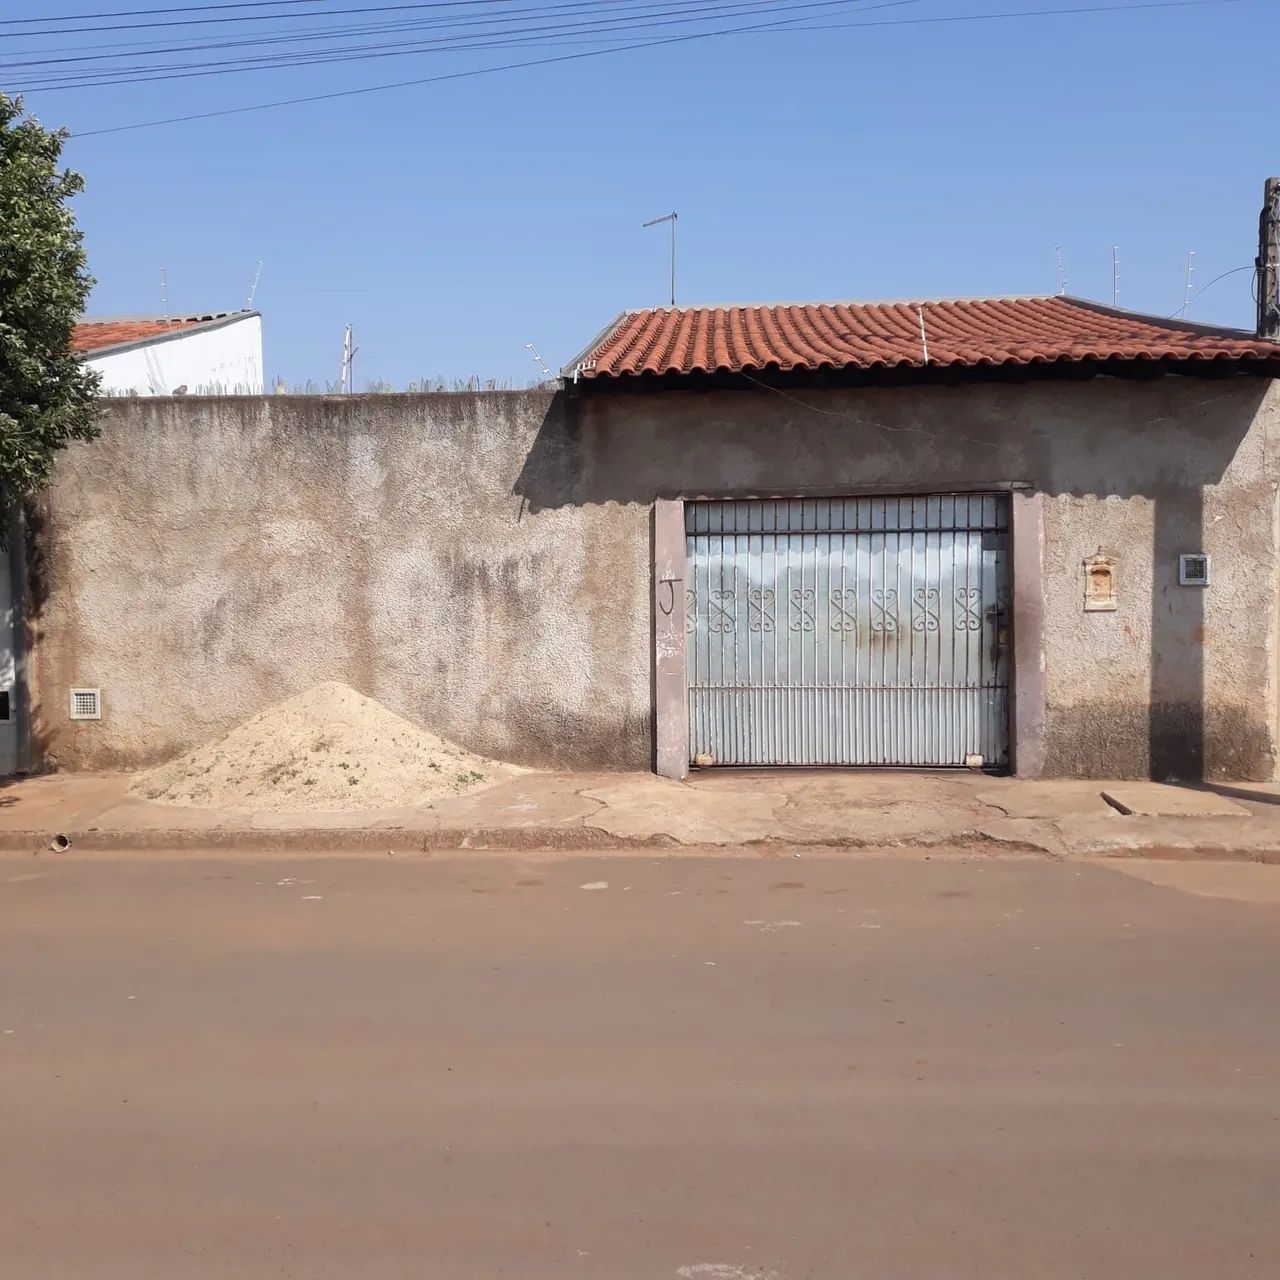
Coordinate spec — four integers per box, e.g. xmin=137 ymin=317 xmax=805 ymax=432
xmin=30 ymin=375 xmax=1280 ymax=779
xmin=31 ymin=392 xmax=651 ymax=773
xmin=546 ymin=376 xmax=1280 ymax=780
xmin=90 ymin=315 xmax=264 ymax=395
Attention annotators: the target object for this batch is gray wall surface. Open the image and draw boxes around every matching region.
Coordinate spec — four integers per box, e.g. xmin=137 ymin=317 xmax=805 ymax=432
xmin=32 ymin=376 xmax=1280 ymax=779
xmin=32 ymin=393 xmax=652 ymax=773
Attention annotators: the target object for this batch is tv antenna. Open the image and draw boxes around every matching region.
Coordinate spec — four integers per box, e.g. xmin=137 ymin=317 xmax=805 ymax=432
xmin=245 ymin=260 xmax=263 ymax=310
xmin=1112 ymin=245 xmax=1120 ymax=307
xmin=1179 ymin=250 xmax=1196 ymax=317
xmin=339 ymin=324 xmax=357 ymax=394
xmin=525 ymin=342 xmax=553 ymax=381
xmin=643 ymin=210 xmax=678 ymax=307
xmin=1055 ymin=245 xmax=1067 ymax=296
xmin=161 ymin=267 xmax=169 ymax=324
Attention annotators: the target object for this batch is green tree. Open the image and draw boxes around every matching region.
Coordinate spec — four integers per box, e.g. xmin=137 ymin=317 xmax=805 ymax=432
xmin=0 ymin=94 xmax=99 ymax=504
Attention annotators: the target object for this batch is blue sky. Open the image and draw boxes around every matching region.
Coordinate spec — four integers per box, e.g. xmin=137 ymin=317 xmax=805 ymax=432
xmin=4 ymin=0 xmax=1272 ymax=387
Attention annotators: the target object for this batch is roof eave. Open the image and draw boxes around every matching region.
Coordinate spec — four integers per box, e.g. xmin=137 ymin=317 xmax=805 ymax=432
xmin=560 ymin=309 xmax=629 ymax=382
xmin=575 ymin=351 xmax=1280 ymax=391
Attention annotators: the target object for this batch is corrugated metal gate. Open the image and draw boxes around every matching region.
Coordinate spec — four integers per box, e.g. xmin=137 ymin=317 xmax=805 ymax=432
xmin=685 ymin=496 xmax=1010 ymax=767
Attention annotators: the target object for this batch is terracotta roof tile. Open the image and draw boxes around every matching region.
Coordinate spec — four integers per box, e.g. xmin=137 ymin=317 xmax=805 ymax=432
xmin=568 ymin=296 xmax=1280 ymax=381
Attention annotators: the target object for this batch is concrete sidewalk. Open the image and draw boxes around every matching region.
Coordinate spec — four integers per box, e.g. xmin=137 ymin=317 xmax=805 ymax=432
xmin=3 ymin=768 xmax=1280 ymax=859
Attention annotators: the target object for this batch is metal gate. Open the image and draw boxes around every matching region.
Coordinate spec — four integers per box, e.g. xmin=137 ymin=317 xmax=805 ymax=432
xmin=685 ymin=496 xmax=1010 ymax=767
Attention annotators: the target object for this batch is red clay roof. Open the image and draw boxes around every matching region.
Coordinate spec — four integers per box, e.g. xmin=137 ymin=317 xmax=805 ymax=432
xmin=72 ymin=312 xmax=243 ymax=355
xmin=568 ymin=296 xmax=1280 ymax=381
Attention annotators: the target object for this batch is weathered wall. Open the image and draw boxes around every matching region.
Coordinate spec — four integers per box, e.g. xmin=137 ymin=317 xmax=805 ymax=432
xmin=32 ymin=376 xmax=1280 ymax=779
xmin=542 ymin=376 xmax=1278 ymax=781
xmin=32 ymin=392 xmax=651 ymax=772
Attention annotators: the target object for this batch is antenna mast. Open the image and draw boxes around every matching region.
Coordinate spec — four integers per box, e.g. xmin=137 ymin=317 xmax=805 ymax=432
xmin=1111 ymin=245 xmax=1120 ymax=308
xmin=161 ymin=267 xmax=169 ymax=325
xmin=245 ymin=260 xmax=263 ymax=310
xmin=525 ymin=342 xmax=553 ymax=381
xmin=339 ymin=324 xmax=356 ymax=394
xmin=643 ymin=211 xmax=678 ymax=307
xmin=1180 ymin=250 xmax=1196 ymax=317
xmin=1055 ymin=245 xmax=1067 ymax=296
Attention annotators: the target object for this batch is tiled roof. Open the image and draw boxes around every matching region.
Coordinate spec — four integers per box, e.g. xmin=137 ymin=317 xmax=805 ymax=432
xmin=567 ymin=296 xmax=1280 ymax=381
xmin=72 ymin=312 xmax=246 ymax=355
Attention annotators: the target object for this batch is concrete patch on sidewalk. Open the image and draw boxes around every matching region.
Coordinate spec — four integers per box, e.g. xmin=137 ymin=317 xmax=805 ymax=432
xmin=771 ymin=773 xmax=994 ymax=846
xmin=249 ymin=806 xmax=436 ymax=832
xmin=1059 ymin=815 xmax=1274 ymax=859
xmin=581 ymin=775 xmax=784 ymax=845
xmin=134 ymin=775 xmax=606 ymax=834
xmin=428 ymin=775 xmax=606 ymax=829
xmin=1100 ymin=784 xmax=1251 ymax=818
xmin=0 ymin=773 xmax=134 ymax=830
xmin=93 ymin=796 xmax=239 ymax=831
xmin=978 ymin=781 xmax=1116 ymax=820
xmin=975 ymin=818 xmax=1065 ymax=855
xmin=776 ymin=804 xmax=978 ymax=847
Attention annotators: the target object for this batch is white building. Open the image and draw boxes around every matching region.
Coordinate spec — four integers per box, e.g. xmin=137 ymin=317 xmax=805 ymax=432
xmin=73 ymin=310 xmax=263 ymax=395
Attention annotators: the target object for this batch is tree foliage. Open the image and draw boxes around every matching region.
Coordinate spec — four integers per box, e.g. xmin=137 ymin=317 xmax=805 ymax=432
xmin=0 ymin=94 xmax=99 ymax=504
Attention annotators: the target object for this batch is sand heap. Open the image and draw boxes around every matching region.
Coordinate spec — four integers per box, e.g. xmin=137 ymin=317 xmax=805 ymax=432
xmin=132 ymin=682 xmax=515 ymax=812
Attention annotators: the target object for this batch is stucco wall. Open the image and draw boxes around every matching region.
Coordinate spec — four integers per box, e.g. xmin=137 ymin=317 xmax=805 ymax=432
xmin=31 ymin=376 xmax=1280 ymax=779
xmin=32 ymin=392 xmax=651 ymax=772
xmin=550 ymin=376 xmax=1279 ymax=781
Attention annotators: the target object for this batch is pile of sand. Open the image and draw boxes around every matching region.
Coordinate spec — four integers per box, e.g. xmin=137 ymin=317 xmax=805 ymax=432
xmin=132 ymin=682 xmax=515 ymax=812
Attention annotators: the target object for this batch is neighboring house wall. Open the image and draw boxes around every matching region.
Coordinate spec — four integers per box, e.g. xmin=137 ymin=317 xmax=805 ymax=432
xmin=27 ymin=378 xmax=1280 ymax=779
xmin=88 ymin=315 xmax=264 ymax=395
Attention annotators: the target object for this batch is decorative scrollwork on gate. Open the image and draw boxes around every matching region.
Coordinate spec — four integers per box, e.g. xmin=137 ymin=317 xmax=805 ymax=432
xmin=684 ymin=588 xmax=697 ymax=635
xmin=912 ymin=586 xmax=940 ymax=632
xmin=954 ymin=586 xmax=982 ymax=632
xmin=871 ymin=588 xmax=899 ymax=634
xmin=788 ymin=588 xmax=816 ymax=632
xmin=709 ymin=589 xmax=736 ymax=635
xmin=829 ymin=588 xmax=857 ymax=632
xmin=748 ymin=588 xmax=775 ymax=634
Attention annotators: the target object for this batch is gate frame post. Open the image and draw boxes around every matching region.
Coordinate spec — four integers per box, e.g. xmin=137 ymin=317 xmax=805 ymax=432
xmin=1011 ymin=490 xmax=1047 ymax=778
xmin=653 ymin=498 xmax=689 ymax=780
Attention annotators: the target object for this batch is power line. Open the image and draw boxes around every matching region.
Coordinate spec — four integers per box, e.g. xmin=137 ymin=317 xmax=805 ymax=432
xmin=69 ymin=0 xmax=1242 ymax=137
xmin=4 ymin=0 xmax=647 ymax=65
xmin=1165 ymin=264 xmax=1255 ymax=319
xmin=2 ymin=0 xmax=685 ymax=67
xmin=15 ymin=0 xmax=831 ymax=90
xmin=2 ymin=0 xmax=318 ymax=21
xmin=7 ymin=0 xmax=800 ymax=83
xmin=4 ymin=0 xmax=1231 ymax=67
xmin=4 ymin=0 xmax=551 ymax=38
xmin=762 ymin=0 xmax=1239 ymax=32
xmin=65 ymin=1 xmax=898 ymax=133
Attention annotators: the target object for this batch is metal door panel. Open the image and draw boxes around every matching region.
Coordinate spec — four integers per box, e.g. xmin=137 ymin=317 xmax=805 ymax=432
xmin=686 ymin=496 xmax=1011 ymax=767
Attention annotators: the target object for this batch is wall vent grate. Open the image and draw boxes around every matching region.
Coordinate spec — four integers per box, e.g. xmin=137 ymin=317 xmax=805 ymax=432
xmin=69 ymin=688 xmax=101 ymax=721
xmin=1179 ymin=554 xmax=1211 ymax=587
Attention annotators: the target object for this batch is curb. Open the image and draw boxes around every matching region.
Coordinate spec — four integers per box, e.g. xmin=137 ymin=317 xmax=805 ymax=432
xmin=2 ymin=827 xmax=1277 ymax=862
xmin=0 ymin=824 xmax=1057 ymax=857
xmin=0 ymin=825 xmax=1041 ymax=857
xmin=0 ymin=826 xmax=680 ymax=856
